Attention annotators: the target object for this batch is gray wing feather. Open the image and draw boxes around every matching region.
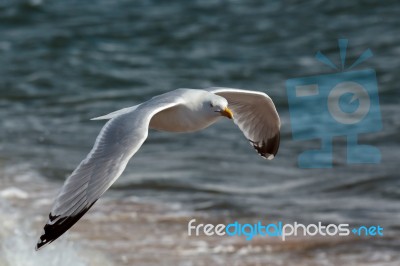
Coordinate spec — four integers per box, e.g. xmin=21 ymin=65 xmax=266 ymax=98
xmin=207 ymin=87 xmax=281 ymax=160
xmin=36 ymin=96 xmax=182 ymax=250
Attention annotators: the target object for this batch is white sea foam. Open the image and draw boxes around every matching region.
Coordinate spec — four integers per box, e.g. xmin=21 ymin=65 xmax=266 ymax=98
xmin=0 ymin=165 xmax=112 ymax=266
xmin=0 ymin=187 xmax=29 ymax=199
xmin=0 ymin=200 xmax=88 ymax=266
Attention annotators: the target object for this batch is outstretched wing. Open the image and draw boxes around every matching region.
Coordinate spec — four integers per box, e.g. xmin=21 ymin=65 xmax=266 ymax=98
xmin=207 ymin=87 xmax=280 ymax=160
xmin=36 ymin=98 xmax=183 ymax=250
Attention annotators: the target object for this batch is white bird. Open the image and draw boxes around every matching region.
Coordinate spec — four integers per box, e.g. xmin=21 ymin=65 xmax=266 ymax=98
xmin=36 ymin=87 xmax=280 ymax=250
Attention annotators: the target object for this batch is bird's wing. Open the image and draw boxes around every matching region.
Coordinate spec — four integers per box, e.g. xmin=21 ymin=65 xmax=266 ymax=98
xmin=207 ymin=87 xmax=281 ymax=159
xmin=36 ymin=98 xmax=183 ymax=250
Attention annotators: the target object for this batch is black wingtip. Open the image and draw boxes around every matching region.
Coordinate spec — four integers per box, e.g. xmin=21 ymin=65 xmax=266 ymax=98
xmin=35 ymin=235 xmax=52 ymax=251
xmin=267 ymin=132 xmax=280 ymax=158
xmin=35 ymin=202 xmax=97 ymax=251
xmin=35 ymin=213 xmax=62 ymax=251
xmin=249 ymin=132 xmax=280 ymax=160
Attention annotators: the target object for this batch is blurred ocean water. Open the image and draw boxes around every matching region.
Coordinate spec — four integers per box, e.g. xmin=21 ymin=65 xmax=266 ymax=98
xmin=1 ymin=0 xmax=400 ymax=265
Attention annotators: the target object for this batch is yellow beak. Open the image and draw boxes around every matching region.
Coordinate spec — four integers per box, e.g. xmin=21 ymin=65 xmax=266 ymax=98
xmin=220 ymin=107 xmax=234 ymax=119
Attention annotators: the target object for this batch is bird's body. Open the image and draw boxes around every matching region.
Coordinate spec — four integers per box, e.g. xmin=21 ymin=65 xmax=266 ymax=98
xmin=36 ymin=87 xmax=280 ymax=250
xmin=149 ymin=89 xmax=225 ymax=132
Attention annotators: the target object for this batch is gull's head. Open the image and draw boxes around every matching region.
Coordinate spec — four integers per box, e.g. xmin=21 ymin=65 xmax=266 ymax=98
xmin=204 ymin=95 xmax=233 ymax=119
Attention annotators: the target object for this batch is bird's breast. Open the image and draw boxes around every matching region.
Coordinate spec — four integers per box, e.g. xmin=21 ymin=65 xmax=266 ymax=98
xmin=149 ymin=105 xmax=219 ymax=133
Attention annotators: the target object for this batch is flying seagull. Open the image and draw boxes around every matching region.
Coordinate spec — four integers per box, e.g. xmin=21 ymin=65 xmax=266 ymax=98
xmin=36 ymin=87 xmax=280 ymax=250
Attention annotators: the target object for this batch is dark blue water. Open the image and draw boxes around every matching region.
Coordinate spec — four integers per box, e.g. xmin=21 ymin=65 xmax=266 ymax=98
xmin=1 ymin=0 xmax=400 ymax=265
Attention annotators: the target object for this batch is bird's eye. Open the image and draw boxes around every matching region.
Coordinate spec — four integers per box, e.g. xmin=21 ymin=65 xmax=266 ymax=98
xmin=209 ymin=103 xmax=214 ymax=108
